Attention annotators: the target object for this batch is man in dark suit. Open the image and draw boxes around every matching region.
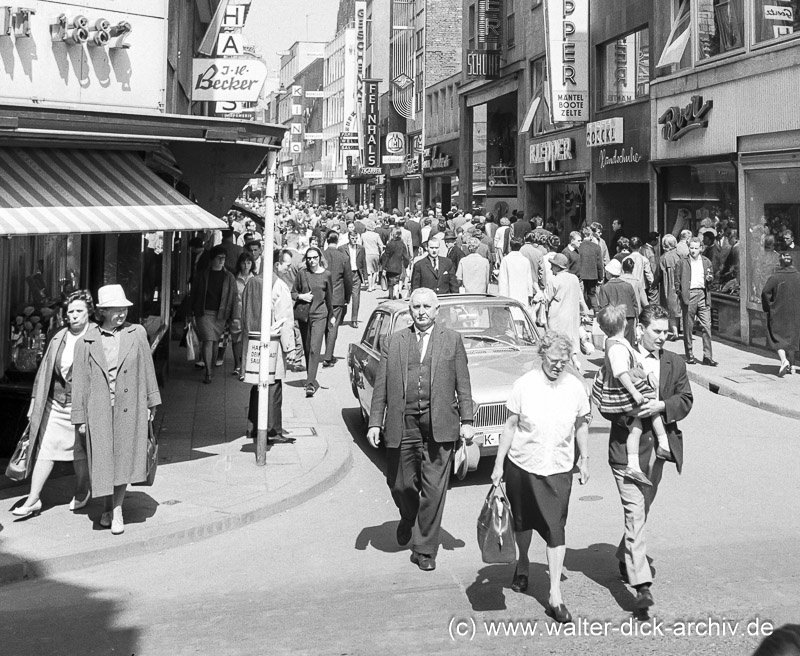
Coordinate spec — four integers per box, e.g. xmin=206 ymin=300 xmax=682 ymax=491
xmin=512 ymin=213 xmax=532 ymax=240
xmin=322 ymin=232 xmax=352 ymax=367
xmin=406 ymin=215 xmax=423 ymax=256
xmin=411 ymin=237 xmax=459 ymax=294
xmin=338 ymin=231 xmax=367 ymax=328
xmin=578 ymin=226 xmax=604 ymax=311
xmin=605 ymin=304 xmax=693 ymax=613
xmin=367 ymin=288 xmax=474 ymax=571
xmin=561 ymin=231 xmax=582 ymax=277
xmin=597 ymin=259 xmax=638 ymax=344
xmin=676 ymin=237 xmax=717 ymax=366
xmin=443 ymin=230 xmax=465 ymax=272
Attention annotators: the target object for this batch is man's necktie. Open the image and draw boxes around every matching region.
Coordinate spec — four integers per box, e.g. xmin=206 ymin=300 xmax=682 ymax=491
xmin=417 ymin=332 xmax=425 ymax=359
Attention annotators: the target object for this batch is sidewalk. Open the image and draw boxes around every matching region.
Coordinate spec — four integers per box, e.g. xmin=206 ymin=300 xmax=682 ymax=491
xmin=0 ymin=343 xmax=352 ymax=585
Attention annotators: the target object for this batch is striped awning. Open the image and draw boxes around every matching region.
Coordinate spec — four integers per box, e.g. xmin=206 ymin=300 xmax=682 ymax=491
xmin=0 ymin=148 xmax=228 ymax=235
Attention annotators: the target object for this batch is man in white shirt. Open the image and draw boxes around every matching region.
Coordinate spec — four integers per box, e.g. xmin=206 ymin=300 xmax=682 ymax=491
xmin=676 ymin=237 xmax=716 ymax=366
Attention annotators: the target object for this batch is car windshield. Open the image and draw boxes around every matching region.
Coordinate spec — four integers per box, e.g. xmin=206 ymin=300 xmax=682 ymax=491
xmin=393 ymin=303 xmax=538 ymax=349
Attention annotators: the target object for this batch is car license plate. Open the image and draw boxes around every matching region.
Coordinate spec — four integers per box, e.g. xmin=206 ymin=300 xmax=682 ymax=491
xmin=482 ymin=433 xmax=500 ymax=447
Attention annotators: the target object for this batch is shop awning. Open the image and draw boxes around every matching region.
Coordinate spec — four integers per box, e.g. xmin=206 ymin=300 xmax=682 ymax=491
xmin=0 ymin=148 xmax=227 ymax=236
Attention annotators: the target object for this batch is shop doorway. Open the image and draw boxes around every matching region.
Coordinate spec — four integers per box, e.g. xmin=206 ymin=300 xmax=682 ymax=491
xmin=596 ymin=182 xmax=650 ymax=240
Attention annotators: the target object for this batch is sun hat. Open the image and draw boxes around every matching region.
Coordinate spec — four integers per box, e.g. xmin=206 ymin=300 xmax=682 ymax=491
xmin=605 ymin=259 xmax=623 ymax=276
xmin=550 ymin=253 xmax=569 ymax=270
xmin=454 ymin=440 xmax=481 ymax=480
xmin=96 ymin=284 xmax=133 ymax=308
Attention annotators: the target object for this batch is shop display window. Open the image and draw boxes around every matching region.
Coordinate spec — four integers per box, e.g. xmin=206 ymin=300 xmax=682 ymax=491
xmin=472 ymin=103 xmax=488 ymax=197
xmin=546 ymin=182 xmax=586 ymax=242
xmin=752 ymin=0 xmax=800 ymax=43
xmin=6 ymin=235 xmax=79 ymax=375
xmin=744 ymin=168 xmax=800 ymax=306
xmin=599 ymin=29 xmax=650 ymax=107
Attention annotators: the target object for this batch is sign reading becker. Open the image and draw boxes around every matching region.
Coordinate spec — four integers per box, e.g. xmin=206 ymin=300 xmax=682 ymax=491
xmin=192 ymin=58 xmax=268 ymax=102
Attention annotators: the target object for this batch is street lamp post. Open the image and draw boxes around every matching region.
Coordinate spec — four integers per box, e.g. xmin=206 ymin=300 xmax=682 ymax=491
xmin=255 ymin=150 xmax=278 ymax=466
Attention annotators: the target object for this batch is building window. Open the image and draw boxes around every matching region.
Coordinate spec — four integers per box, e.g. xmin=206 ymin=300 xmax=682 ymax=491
xmin=600 ymin=29 xmax=650 ymax=107
xmin=415 ymin=28 xmax=424 ymax=52
xmin=507 ymin=0 xmax=516 ymax=48
xmin=697 ymin=0 xmax=744 ymax=59
xmin=656 ymin=0 xmax=692 ymax=73
xmin=753 ymin=0 xmax=800 ymax=43
xmin=468 ymin=3 xmax=476 ymax=50
xmin=416 ymin=70 xmax=424 ymax=115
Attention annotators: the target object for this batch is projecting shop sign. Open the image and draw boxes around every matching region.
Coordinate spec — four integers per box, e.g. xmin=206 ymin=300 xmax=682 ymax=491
xmin=586 ymin=118 xmax=623 ymax=147
xmin=545 ymin=0 xmax=589 ymax=122
xmin=192 ymin=58 xmax=267 ymax=101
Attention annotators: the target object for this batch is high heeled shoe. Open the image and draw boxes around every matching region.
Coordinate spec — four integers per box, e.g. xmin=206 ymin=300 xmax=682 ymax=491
xmin=69 ymin=490 xmax=91 ymax=511
xmin=12 ymin=499 xmax=42 ymax=518
xmin=111 ymin=515 xmax=125 ymax=535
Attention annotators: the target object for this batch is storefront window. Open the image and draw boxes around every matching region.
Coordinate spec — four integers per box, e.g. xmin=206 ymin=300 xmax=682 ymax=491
xmin=600 ymin=29 xmax=650 ymax=107
xmin=472 ymin=103 xmax=487 ymax=197
xmin=697 ymin=0 xmax=745 ymax=59
xmin=656 ymin=0 xmax=692 ymax=73
xmin=744 ymin=168 xmax=800 ymax=306
xmin=752 ymin=0 xmax=800 ymax=43
xmin=547 ymin=181 xmax=586 ymax=241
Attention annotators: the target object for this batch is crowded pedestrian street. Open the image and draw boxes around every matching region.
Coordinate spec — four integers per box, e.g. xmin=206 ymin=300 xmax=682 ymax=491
xmin=3 ymin=0 xmax=800 ymax=655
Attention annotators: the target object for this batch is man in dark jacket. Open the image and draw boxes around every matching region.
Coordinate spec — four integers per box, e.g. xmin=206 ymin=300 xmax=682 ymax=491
xmin=443 ymin=230 xmax=465 ymax=272
xmin=406 ymin=215 xmax=423 ymax=256
xmin=578 ymin=227 xmax=604 ymax=311
xmin=561 ymin=231 xmax=582 ymax=277
xmin=597 ymin=259 xmax=638 ymax=344
xmin=338 ymin=232 xmax=367 ymax=328
xmin=512 ymin=214 xmax=532 ymax=240
xmin=411 ymin=237 xmax=459 ymax=294
xmin=605 ymin=304 xmax=693 ymax=614
xmin=322 ymin=232 xmax=352 ymax=367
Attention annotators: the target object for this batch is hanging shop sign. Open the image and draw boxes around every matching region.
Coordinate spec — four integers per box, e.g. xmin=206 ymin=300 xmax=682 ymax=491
xmin=192 ymin=58 xmax=268 ymax=101
xmin=657 ymin=95 xmax=713 ymax=141
xmin=340 ymin=132 xmax=360 ymax=152
xmin=355 ymin=1 xmax=367 ymax=106
xmin=466 ymin=50 xmax=501 ymax=79
xmin=586 ymin=118 xmax=623 ymax=147
xmin=545 ymin=0 xmax=589 ymax=122
xmin=305 ymin=90 xmax=324 ymax=98
xmin=422 ymin=145 xmax=453 ymax=171
xmin=529 ymin=138 xmax=573 ymax=172
xmin=477 ymin=0 xmax=501 ymax=44
xmin=598 ymin=147 xmax=642 ymax=168
xmin=363 ymin=78 xmax=381 ymax=169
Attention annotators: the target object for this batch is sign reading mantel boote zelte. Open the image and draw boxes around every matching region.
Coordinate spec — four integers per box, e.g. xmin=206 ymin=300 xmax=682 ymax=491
xmin=192 ymin=58 xmax=268 ymax=102
xmin=545 ymin=0 xmax=589 ymax=122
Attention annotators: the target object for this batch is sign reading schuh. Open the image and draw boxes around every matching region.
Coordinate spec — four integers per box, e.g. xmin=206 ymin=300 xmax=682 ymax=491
xmin=545 ymin=0 xmax=589 ymax=122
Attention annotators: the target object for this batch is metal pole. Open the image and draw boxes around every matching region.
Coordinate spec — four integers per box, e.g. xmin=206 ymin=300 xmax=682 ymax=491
xmin=256 ymin=150 xmax=278 ymax=466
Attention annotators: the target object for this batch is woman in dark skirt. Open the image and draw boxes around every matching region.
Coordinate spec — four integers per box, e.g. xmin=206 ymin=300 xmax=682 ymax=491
xmin=761 ymin=252 xmax=800 ymax=377
xmin=381 ymin=228 xmax=410 ymax=300
xmin=491 ymin=330 xmax=591 ymax=624
xmin=190 ymin=245 xmax=239 ymax=383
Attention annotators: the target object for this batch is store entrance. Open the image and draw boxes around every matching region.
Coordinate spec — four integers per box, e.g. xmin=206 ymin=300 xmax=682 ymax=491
xmin=595 ymin=183 xmax=649 ymax=241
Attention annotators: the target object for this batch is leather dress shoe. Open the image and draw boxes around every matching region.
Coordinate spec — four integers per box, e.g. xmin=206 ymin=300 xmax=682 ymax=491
xmin=548 ymin=603 xmax=573 ymax=624
xmin=396 ymin=519 xmax=412 ymax=546
xmin=511 ymin=573 xmax=528 ymax=593
xmin=635 ymin=585 xmax=655 ymax=610
xmin=685 ymin=356 xmax=697 ymax=365
xmin=619 ymin=560 xmax=629 ymax=584
xmin=656 ymin=447 xmax=676 ymax=462
xmin=410 ymin=551 xmax=436 ymax=571
xmin=352 ymin=321 xmax=359 ymax=329
xmin=623 ymin=467 xmax=653 ymax=487
xmin=702 ymin=357 xmax=718 ymax=367
xmin=268 ymin=436 xmax=296 ymax=445
xmin=322 ymin=358 xmax=336 ymax=368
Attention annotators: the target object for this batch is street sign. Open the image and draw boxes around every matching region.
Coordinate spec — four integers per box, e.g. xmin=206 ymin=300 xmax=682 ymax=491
xmin=292 ymin=85 xmax=303 ymax=97
xmin=292 ymin=104 xmax=302 ymax=115
xmin=290 ymin=142 xmax=302 ymax=153
xmin=304 ymin=132 xmax=324 ymax=140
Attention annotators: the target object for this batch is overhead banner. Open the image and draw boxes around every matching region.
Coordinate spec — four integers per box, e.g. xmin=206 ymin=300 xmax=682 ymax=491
xmin=363 ymin=79 xmax=381 ymax=169
xmin=545 ymin=0 xmax=589 ymax=122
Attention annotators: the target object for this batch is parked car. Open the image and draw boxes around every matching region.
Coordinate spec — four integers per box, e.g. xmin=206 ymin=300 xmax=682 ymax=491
xmin=348 ymin=294 xmax=546 ymax=462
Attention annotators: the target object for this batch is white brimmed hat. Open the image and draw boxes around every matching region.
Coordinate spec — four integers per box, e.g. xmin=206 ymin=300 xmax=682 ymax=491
xmin=454 ymin=440 xmax=481 ymax=480
xmin=96 ymin=284 xmax=133 ymax=308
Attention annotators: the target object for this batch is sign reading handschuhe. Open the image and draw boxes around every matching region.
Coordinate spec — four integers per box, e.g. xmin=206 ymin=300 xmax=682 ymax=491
xmin=192 ymin=58 xmax=268 ymax=102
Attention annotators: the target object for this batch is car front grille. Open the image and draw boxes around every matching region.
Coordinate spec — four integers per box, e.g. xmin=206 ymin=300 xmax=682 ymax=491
xmin=473 ymin=402 xmax=510 ymax=429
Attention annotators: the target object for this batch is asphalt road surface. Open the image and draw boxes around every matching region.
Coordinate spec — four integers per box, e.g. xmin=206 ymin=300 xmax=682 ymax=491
xmin=1 ymin=290 xmax=798 ymax=656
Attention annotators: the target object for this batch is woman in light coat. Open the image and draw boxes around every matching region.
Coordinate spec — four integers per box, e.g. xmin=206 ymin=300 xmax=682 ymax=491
xmin=546 ymin=253 xmax=588 ymax=371
xmin=72 ymin=285 xmax=161 ymax=535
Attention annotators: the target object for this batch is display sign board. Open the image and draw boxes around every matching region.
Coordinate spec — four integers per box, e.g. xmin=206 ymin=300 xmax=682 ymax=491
xmin=305 ymin=90 xmax=324 ymax=98
xmin=385 ymin=132 xmax=405 ymax=155
xmin=529 ymin=138 xmax=574 ymax=172
xmin=340 ymin=132 xmax=360 ymax=152
xmin=466 ymin=50 xmax=501 ymax=79
xmin=360 ymin=167 xmax=382 ymax=176
xmin=355 ymin=1 xmax=367 ymax=106
xmin=290 ymin=142 xmax=302 ymax=153
xmin=303 ymin=171 xmax=324 ymax=179
xmin=192 ymin=58 xmax=267 ymax=102
xmin=0 ymin=0 xmax=167 ymax=113
xmin=363 ymin=79 xmax=381 ymax=169
xmin=217 ymin=33 xmax=244 ymax=56
xmin=477 ymin=0 xmax=501 ymax=44
xmin=423 ymin=145 xmax=454 ymax=171
xmin=586 ymin=117 xmax=624 ymax=147
xmin=545 ymin=0 xmax=589 ymax=122
xmin=304 ymin=132 xmax=324 ymax=140
xmin=383 ymin=155 xmax=404 ymax=164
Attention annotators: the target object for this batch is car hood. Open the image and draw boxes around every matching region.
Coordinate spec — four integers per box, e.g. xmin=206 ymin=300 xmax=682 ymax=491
xmin=466 ymin=348 xmax=541 ymax=400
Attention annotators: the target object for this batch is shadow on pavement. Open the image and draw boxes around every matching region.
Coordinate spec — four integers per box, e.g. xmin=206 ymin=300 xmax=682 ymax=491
xmin=465 ymin=564 xmax=514 ymax=611
xmin=743 ymin=363 xmax=780 ymax=377
xmin=0 ymin=543 xmax=139 ymax=655
xmin=354 ymin=520 xmax=465 ymax=553
xmin=565 ymin=542 xmax=639 ymax=613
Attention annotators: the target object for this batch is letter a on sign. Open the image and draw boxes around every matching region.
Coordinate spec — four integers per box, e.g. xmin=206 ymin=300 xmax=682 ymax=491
xmin=217 ymin=33 xmax=244 ymax=56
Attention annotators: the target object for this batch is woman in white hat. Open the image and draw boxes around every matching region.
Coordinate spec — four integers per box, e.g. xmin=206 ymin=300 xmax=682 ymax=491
xmin=72 ymin=284 xmax=161 ymax=535
xmin=11 ymin=290 xmax=94 ymax=518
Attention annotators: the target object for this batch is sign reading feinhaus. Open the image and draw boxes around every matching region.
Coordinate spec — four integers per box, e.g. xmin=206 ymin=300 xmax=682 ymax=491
xmin=192 ymin=58 xmax=268 ymax=102
xmin=586 ymin=118 xmax=624 ymax=147
xmin=363 ymin=79 xmax=381 ymax=169
xmin=545 ymin=0 xmax=589 ymax=122
xmin=530 ymin=138 xmax=573 ymax=172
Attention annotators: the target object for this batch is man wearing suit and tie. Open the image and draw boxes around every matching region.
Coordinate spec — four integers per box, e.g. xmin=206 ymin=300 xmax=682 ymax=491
xmin=367 ymin=288 xmax=474 ymax=571
xmin=410 ymin=237 xmax=459 ymax=295
xmin=339 ymin=231 xmax=367 ymax=328
xmin=322 ymin=231 xmax=352 ymax=367
xmin=604 ymin=304 xmax=693 ymax=613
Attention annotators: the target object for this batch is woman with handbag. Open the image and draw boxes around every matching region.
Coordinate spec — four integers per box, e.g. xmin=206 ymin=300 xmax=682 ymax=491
xmin=490 ymin=330 xmax=591 ymax=624
xmin=292 ymin=246 xmax=332 ymax=398
xmin=11 ymin=290 xmax=95 ymax=518
xmin=189 ymin=245 xmax=239 ymax=384
xmin=72 ymin=284 xmax=161 ymax=535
